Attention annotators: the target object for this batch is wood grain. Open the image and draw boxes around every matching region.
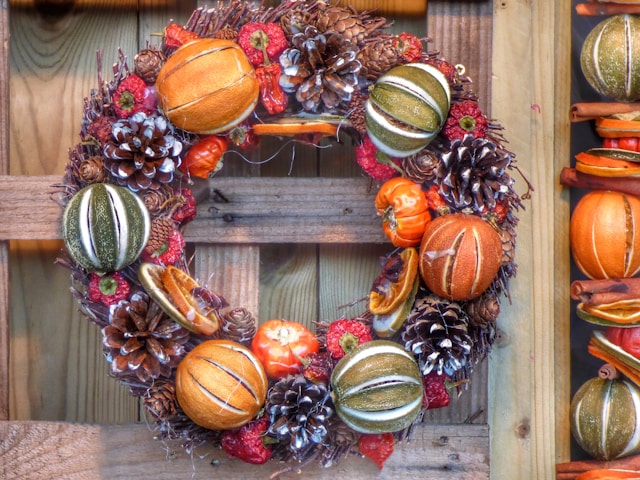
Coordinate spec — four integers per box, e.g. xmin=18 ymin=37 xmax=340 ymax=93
xmin=490 ymin=0 xmax=572 ymax=476
xmin=0 ymin=421 xmax=488 ymax=479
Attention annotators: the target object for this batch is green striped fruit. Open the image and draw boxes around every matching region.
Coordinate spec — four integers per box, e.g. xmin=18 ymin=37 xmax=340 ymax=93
xmin=330 ymin=340 xmax=423 ymax=433
xmin=571 ymin=376 xmax=640 ymax=460
xmin=62 ymin=183 xmax=150 ymax=273
xmin=365 ymin=63 xmax=450 ymax=158
xmin=580 ymin=14 xmax=640 ymax=102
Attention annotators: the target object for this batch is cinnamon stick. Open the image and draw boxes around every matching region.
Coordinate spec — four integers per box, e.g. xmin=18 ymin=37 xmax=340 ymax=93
xmin=571 ymin=278 xmax=640 ymax=306
xmin=560 ymin=167 xmax=640 ymax=197
xmin=598 ymin=363 xmax=621 ymax=380
xmin=570 ymin=102 xmax=640 ymax=122
xmin=576 ymin=3 xmax=640 ymax=16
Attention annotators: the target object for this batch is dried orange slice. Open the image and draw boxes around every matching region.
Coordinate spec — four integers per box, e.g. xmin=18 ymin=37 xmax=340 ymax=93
xmin=369 ymin=247 xmax=419 ymax=315
xmin=252 ymin=121 xmax=339 ymax=137
xmin=578 ymin=299 xmax=640 ymax=326
xmin=161 ymin=265 xmax=221 ymax=335
xmin=138 ymin=263 xmax=220 ymax=336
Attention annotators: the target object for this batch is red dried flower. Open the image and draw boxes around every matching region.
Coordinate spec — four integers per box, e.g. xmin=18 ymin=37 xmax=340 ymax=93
xmin=443 ymin=99 xmax=488 ymax=141
xmin=355 ymin=135 xmax=402 ymax=182
xmin=141 ymin=229 xmax=185 ymax=266
xmin=325 ymin=318 xmax=373 ymax=360
xmin=237 ymin=22 xmax=288 ymax=66
xmin=422 ymin=371 xmax=450 ymax=410
xmin=88 ymin=272 xmax=130 ymax=306
xmin=394 ymin=33 xmax=423 ymax=63
xmin=112 ymin=74 xmax=156 ymax=119
xmin=425 ymin=184 xmax=448 ymax=212
xmin=172 ymin=189 xmax=197 ymax=225
xmin=358 ymin=433 xmax=395 ymax=469
xmin=221 ymin=416 xmax=273 ymax=465
xmin=164 ymin=23 xmax=200 ymax=49
xmin=301 ymin=351 xmax=333 ymax=384
xmin=228 ymin=122 xmax=260 ymax=150
xmin=427 ymin=57 xmax=458 ymax=84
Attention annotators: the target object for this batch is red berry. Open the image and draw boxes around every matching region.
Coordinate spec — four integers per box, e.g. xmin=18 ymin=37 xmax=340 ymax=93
xmin=325 ymin=318 xmax=373 ymax=360
xmin=422 ymin=371 xmax=450 ymax=410
xmin=358 ymin=432 xmax=395 ymax=469
xmin=221 ymin=416 xmax=273 ymax=465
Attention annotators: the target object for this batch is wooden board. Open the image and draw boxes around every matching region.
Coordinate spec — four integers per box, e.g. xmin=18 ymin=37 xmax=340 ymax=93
xmin=0 ymin=0 xmax=572 ymax=478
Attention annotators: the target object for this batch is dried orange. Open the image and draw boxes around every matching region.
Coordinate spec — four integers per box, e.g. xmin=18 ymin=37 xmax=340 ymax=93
xmin=138 ymin=263 xmax=221 ymax=336
xmin=570 ymin=190 xmax=640 ymax=279
xmin=419 ymin=214 xmax=502 ymax=301
xmin=175 ymin=339 xmax=268 ymax=430
xmin=578 ymin=299 xmax=640 ymax=325
xmin=369 ymin=247 xmax=419 ymax=315
xmin=155 ymin=38 xmax=259 ymax=134
xmin=161 ymin=265 xmax=221 ymax=335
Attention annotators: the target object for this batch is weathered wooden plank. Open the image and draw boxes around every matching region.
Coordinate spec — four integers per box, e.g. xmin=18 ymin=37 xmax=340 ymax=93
xmin=0 ymin=175 xmax=387 ymax=243
xmin=490 ymin=0 xmax=572 ymax=477
xmin=0 ymin=421 xmax=489 ymax=479
xmin=0 ymin=1 xmax=10 ymax=422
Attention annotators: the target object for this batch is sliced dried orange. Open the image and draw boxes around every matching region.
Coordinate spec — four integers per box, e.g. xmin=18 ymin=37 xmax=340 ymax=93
xmin=579 ymin=299 xmax=640 ymax=325
xmin=369 ymin=247 xmax=419 ymax=315
xmin=161 ymin=265 xmax=221 ymax=336
xmin=252 ymin=121 xmax=339 ymax=137
xmin=138 ymin=263 xmax=220 ymax=336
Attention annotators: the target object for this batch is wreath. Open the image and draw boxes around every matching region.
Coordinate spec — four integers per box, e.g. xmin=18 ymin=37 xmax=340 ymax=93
xmin=55 ymin=0 xmax=529 ymax=472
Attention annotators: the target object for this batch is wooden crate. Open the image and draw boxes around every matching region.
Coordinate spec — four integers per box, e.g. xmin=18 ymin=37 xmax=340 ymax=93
xmin=0 ymin=0 xmax=571 ymax=478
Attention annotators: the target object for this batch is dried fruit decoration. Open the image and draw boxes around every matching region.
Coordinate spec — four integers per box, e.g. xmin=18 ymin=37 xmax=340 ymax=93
xmin=369 ymin=247 xmax=419 ymax=316
xmin=179 ymin=135 xmax=227 ymax=179
xmin=325 ymin=318 xmax=373 ymax=360
xmin=221 ymin=415 xmax=274 ymax=465
xmin=443 ymin=99 xmax=489 ymax=141
xmin=112 ymin=74 xmax=156 ymax=119
xmin=355 ymin=135 xmax=402 ymax=182
xmin=88 ymin=272 xmax=130 ymax=306
xmin=358 ymin=432 xmax=395 ymax=469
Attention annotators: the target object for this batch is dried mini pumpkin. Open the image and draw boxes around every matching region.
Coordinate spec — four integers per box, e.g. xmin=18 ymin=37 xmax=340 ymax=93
xmin=175 ymin=339 xmax=268 ymax=430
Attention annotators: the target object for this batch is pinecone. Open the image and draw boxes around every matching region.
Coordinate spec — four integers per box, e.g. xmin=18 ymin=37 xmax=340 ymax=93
xmin=403 ymin=148 xmax=441 ymax=185
xmin=134 ymin=48 xmax=166 ymax=84
xmin=102 ymin=112 xmax=183 ymax=191
xmin=315 ymin=5 xmax=368 ymax=46
xmin=266 ymin=374 xmax=333 ymax=462
xmin=143 ymin=380 xmax=178 ymax=420
xmin=139 ymin=184 xmax=175 ymax=217
xmin=321 ymin=418 xmax=359 ymax=468
xmin=280 ymin=9 xmax=315 ymax=38
xmin=357 ymin=34 xmax=399 ymax=81
xmin=434 ymin=134 xmax=515 ymax=214
xmin=279 ymin=25 xmax=361 ymax=112
xmin=346 ymin=88 xmax=367 ymax=135
xmin=144 ymin=216 xmax=177 ymax=256
xmin=499 ymin=224 xmax=517 ymax=267
xmin=77 ymin=155 xmax=107 ymax=185
xmin=102 ymin=291 xmax=190 ymax=383
xmin=468 ymin=318 xmax=497 ymax=366
xmin=465 ymin=293 xmax=500 ymax=327
xmin=213 ymin=26 xmax=237 ymax=41
xmin=401 ymin=291 xmax=472 ymax=377
xmin=220 ymin=307 xmax=257 ymax=346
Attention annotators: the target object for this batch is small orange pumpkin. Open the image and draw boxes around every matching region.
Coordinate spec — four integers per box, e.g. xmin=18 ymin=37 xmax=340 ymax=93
xmin=155 ymin=39 xmax=259 ymax=134
xmin=419 ymin=214 xmax=502 ymax=301
xmin=570 ymin=190 xmax=640 ymax=279
xmin=175 ymin=339 xmax=268 ymax=430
